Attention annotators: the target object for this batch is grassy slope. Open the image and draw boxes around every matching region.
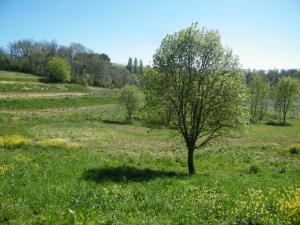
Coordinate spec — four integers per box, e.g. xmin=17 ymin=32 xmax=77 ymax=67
xmin=0 ymin=71 xmax=118 ymax=110
xmin=0 ymin=71 xmax=91 ymax=93
xmin=0 ymin=96 xmax=118 ymax=110
xmin=0 ymin=71 xmax=299 ymax=224
xmin=0 ymin=82 xmax=90 ymax=93
xmin=0 ymin=71 xmax=41 ymax=82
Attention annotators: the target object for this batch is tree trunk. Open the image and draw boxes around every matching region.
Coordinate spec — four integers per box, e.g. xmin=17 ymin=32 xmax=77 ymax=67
xmin=188 ymin=146 xmax=195 ymax=175
xmin=128 ymin=111 xmax=132 ymax=121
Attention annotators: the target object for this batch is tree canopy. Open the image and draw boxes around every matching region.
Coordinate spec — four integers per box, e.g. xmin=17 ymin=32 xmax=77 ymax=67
xmin=151 ymin=24 xmax=248 ymax=174
xmin=47 ymin=57 xmax=71 ymax=83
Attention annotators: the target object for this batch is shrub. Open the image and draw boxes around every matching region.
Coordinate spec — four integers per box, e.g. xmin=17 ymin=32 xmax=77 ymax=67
xmin=289 ymin=145 xmax=300 ymax=155
xmin=47 ymin=57 xmax=71 ymax=83
xmin=119 ymin=85 xmax=144 ymax=121
xmin=248 ymin=164 xmax=259 ymax=174
xmin=278 ymin=167 xmax=287 ymax=174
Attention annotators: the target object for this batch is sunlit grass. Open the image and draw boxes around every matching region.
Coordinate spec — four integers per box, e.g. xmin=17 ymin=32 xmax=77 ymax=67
xmin=0 ymin=71 xmax=41 ymax=82
xmin=0 ymin=73 xmax=299 ymax=224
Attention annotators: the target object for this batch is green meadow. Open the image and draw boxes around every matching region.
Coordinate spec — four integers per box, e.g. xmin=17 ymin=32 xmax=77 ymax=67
xmin=0 ymin=71 xmax=299 ymax=224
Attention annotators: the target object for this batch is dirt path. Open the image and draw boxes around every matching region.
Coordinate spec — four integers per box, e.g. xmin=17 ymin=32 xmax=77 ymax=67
xmin=0 ymin=81 xmax=38 ymax=84
xmin=0 ymin=92 xmax=91 ymax=99
xmin=0 ymin=104 xmax=119 ymax=116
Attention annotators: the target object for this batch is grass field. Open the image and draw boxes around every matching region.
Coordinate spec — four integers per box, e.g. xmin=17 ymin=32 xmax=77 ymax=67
xmin=0 ymin=71 xmax=299 ymax=224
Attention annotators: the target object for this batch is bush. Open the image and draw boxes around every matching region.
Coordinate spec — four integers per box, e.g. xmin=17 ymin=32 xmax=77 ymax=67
xmin=47 ymin=57 xmax=71 ymax=83
xmin=248 ymin=164 xmax=259 ymax=174
xmin=119 ymin=85 xmax=144 ymax=121
xmin=278 ymin=167 xmax=287 ymax=174
xmin=289 ymin=145 xmax=300 ymax=155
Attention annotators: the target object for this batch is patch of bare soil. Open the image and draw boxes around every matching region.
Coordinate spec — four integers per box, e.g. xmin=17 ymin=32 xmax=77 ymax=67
xmin=0 ymin=104 xmax=117 ymax=116
xmin=0 ymin=92 xmax=91 ymax=99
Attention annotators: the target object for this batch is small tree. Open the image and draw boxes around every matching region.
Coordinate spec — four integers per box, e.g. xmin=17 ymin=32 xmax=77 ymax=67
xmin=274 ymin=77 xmax=299 ymax=124
xmin=249 ymin=74 xmax=269 ymax=122
xmin=119 ymin=85 xmax=143 ymax=121
xmin=126 ymin=57 xmax=133 ymax=72
xmin=47 ymin=57 xmax=71 ymax=83
xmin=138 ymin=59 xmax=144 ymax=74
xmin=133 ymin=57 xmax=138 ymax=73
xmin=152 ymin=24 xmax=248 ymax=174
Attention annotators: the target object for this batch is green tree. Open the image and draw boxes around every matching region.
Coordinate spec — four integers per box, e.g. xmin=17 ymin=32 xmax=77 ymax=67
xmin=138 ymin=59 xmax=144 ymax=74
xmin=133 ymin=57 xmax=138 ymax=73
xmin=126 ymin=57 xmax=133 ymax=72
xmin=47 ymin=57 xmax=71 ymax=83
xmin=249 ymin=74 xmax=269 ymax=122
xmin=152 ymin=24 xmax=248 ymax=174
xmin=119 ymin=85 xmax=144 ymax=121
xmin=139 ymin=68 xmax=173 ymax=125
xmin=274 ymin=77 xmax=299 ymax=125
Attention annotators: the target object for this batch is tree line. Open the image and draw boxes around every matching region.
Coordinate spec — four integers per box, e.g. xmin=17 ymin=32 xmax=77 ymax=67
xmin=244 ymin=69 xmax=300 ymax=85
xmin=126 ymin=57 xmax=144 ymax=74
xmin=249 ymin=74 xmax=299 ymax=124
xmin=0 ymin=39 xmax=138 ymax=88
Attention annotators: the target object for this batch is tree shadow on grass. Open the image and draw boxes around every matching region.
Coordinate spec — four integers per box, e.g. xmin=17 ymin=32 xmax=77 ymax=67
xmin=102 ymin=117 xmax=141 ymax=125
xmin=102 ymin=119 xmax=128 ymax=125
xmin=82 ymin=166 xmax=186 ymax=183
xmin=265 ymin=120 xmax=292 ymax=126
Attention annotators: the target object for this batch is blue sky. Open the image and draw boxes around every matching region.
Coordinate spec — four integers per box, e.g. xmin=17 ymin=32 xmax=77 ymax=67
xmin=0 ymin=0 xmax=299 ymax=69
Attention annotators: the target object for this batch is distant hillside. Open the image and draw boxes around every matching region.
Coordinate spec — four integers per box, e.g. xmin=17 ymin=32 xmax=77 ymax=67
xmin=0 ymin=39 xmax=139 ymax=88
xmin=0 ymin=70 xmax=118 ymax=110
